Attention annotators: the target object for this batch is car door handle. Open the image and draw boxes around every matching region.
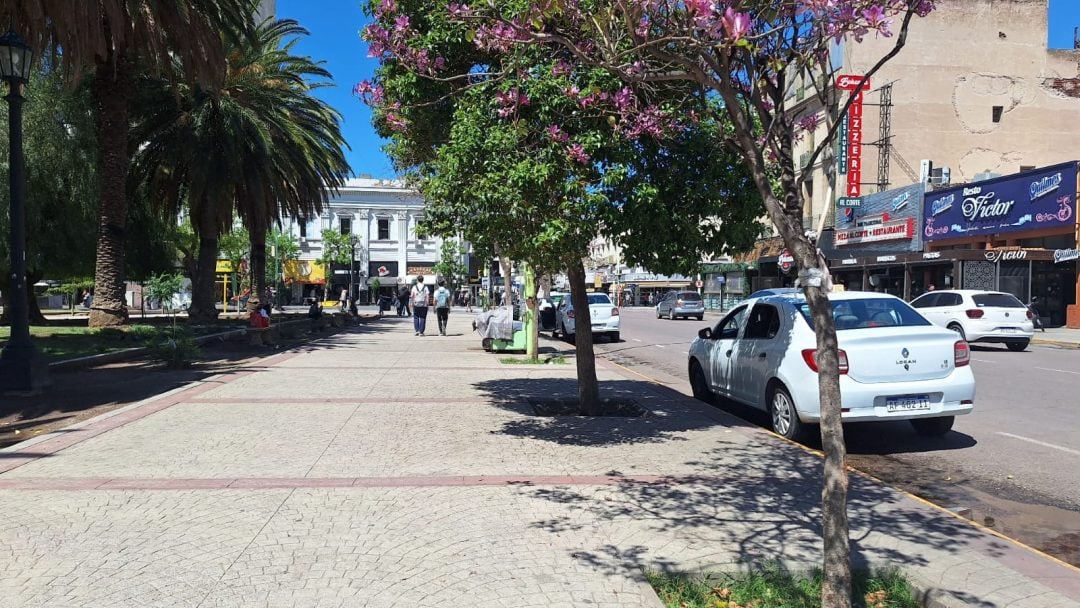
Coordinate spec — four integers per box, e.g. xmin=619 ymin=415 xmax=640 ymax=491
xmin=757 ymin=353 xmax=767 ymax=359
xmin=725 ymin=349 xmax=733 ymax=357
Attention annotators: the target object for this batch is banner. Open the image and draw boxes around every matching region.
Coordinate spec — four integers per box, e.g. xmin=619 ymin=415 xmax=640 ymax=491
xmin=834 ymin=218 xmax=914 ymax=246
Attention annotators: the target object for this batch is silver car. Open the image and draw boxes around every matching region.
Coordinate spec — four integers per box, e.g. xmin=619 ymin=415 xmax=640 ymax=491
xmin=656 ymin=290 xmax=704 ymax=320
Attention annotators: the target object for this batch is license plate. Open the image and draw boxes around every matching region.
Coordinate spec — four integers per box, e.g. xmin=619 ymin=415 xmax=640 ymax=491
xmin=885 ymin=395 xmax=930 ymax=412
xmin=1001 ymin=328 xmax=1017 ymax=334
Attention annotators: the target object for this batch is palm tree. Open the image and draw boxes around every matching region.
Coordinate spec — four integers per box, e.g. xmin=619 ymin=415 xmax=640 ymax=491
xmin=129 ymin=17 xmax=348 ymax=322
xmin=0 ymin=0 xmax=252 ymax=326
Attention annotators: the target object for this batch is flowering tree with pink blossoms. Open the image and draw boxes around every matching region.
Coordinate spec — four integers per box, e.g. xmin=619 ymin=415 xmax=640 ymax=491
xmin=360 ymin=0 xmax=934 ymax=602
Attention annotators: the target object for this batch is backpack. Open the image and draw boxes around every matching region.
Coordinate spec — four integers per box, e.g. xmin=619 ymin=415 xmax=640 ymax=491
xmin=435 ymin=287 xmax=450 ymax=308
xmin=412 ymin=285 xmax=429 ymax=306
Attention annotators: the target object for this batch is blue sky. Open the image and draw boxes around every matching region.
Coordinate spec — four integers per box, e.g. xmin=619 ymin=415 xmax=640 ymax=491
xmin=280 ymin=0 xmax=1080 ymax=178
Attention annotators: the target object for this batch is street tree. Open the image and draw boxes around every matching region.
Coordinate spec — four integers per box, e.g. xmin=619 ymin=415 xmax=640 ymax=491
xmin=130 ymin=15 xmax=348 ymax=322
xmin=410 ymin=0 xmax=935 ymax=604
xmin=317 ymin=229 xmax=356 ymax=303
xmin=432 ymin=239 xmax=468 ymax=293
xmin=0 ymin=0 xmax=253 ymax=327
xmin=219 ymin=228 xmax=251 ymax=314
xmin=266 ymin=228 xmax=300 ymax=306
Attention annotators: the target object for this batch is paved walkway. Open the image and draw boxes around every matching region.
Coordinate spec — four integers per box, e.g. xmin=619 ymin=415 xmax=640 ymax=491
xmin=2 ymin=311 xmax=1079 ymax=607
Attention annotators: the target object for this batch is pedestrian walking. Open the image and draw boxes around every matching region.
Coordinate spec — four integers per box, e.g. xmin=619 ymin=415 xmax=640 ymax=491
xmin=434 ymin=279 xmax=452 ymax=335
xmin=411 ymin=276 xmax=430 ymax=336
xmin=1029 ymin=296 xmax=1046 ymax=332
xmin=307 ymin=299 xmax=323 ymax=332
xmin=463 ymin=290 xmax=472 ymax=313
xmin=397 ymin=285 xmax=410 ymax=317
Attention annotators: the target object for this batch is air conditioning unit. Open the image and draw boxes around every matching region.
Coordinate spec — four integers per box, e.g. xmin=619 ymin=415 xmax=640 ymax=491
xmin=919 ymin=159 xmax=933 ymax=183
xmin=928 ymin=167 xmax=951 ymax=186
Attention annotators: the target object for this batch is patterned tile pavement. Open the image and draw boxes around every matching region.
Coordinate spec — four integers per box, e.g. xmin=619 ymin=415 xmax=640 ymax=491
xmin=1 ymin=312 xmax=1078 ymax=607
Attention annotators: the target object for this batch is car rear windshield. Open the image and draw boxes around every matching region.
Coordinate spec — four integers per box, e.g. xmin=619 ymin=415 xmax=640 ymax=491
xmin=677 ymin=292 xmax=702 ymax=301
xmin=972 ymin=293 xmax=1026 ymax=308
xmin=587 ymin=294 xmax=612 ymax=305
xmin=797 ymin=298 xmax=931 ymax=331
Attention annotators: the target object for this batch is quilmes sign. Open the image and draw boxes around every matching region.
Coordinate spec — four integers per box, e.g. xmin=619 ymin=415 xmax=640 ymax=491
xmin=923 ymin=162 xmax=1078 ymax=241
xmin=1054 ymin=249 xmax=1080 ymax=263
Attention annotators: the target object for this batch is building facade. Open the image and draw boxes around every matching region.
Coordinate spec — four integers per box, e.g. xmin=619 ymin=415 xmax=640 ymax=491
xmin=284 ymin=178 xmax=447 ymax=304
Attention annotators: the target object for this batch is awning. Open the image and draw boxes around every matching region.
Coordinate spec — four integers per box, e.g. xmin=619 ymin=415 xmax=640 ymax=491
xmin=283 ymin=260 xmax=326 ymax=285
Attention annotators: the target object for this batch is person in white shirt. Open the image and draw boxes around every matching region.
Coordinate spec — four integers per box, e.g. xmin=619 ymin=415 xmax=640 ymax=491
xmin=434 ymin=280 xmax=452 ymax=336
xmin=410 ymin=276 xmax=430 ymax=336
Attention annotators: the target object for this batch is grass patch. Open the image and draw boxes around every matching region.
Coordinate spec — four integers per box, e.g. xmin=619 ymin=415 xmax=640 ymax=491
xmin=646 ymin=565 xmax=918 ymax=608
xmin=0 ymin=323 xmax=238 ymax=363
xmin=499 ymin=355 xmax=568 ymax=365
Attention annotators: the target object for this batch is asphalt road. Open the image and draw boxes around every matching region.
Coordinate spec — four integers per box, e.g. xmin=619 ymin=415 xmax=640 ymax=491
xmin=561 ymin=306 xmax=1080 ymax=565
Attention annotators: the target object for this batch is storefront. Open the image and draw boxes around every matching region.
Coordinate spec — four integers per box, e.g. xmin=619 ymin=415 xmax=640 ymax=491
xmin=367 ymin=261 xmax=399 ymax=302
xmin=701 ymin=261 xmax=756 ymax=310
xmin=922 ymin=162 xmax=1078 ymax=326
xmin=283 ymin=260 xmax=326 ymax=304
xmin=824 ymin=182 xmax=926 ymax=296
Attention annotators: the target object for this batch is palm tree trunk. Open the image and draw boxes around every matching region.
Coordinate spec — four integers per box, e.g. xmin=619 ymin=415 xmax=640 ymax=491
xmin=188 ymin=207 xmax=222 ymax=323
xmin=88 ymin=54 xmax=133 ymax=328
xmin=248 ymin=224 xmax=267 ymax=314
xmin=567 ymin=260 xmax=600 ymax=415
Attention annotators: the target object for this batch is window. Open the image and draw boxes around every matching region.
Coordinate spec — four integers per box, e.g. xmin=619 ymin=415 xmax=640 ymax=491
xmin=797 ymin=298 xmax=930 ymax=330
xmin=992 ymin=105 xmax=1003 ymax=123
xmin=972 ymin=293 xmax=1025 ymax=308
xmin=586 ymin=293 xmax=611 ymax=305
xmin=744 ymin=304 xmax=781 ymax=339
xmin=940 ymin=293 xmax=963 ymax=307
xmin=910 ymin=293 xmax=938 ymax=308
xmin=377 ymin=218 xmax=390 ymax=241
xmin=299 ymin=221 xmax=307 ymax=238
xmin=714 ymin=305 xmax=748 ymax=340
xmin=678 ymin=292 xmax=703 ymax=301
xmin=339 ymin=218 xmax=352 ymax=235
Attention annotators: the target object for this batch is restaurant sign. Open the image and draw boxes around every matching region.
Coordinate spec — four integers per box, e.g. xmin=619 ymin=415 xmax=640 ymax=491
xmin=923 ymin=162 xmax=1077 ymax=241
xmin=834 ymin=217 xmax=915 ymax=246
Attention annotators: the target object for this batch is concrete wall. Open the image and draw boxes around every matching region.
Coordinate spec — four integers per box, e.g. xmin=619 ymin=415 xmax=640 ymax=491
xmin=843 ymin=0 xmax=1080 ymax=189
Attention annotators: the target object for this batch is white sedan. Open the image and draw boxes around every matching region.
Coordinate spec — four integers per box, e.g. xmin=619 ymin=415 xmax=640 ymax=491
xmin=909 ymin=289 xmax=1034 ymax=351
xmin=555 ymin=292 xmax=620 ymax=342
xmin=687 ymin=291 xmax=975 ymax=441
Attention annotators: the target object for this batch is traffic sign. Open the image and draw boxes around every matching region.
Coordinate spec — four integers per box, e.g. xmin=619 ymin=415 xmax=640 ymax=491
xmin=778 ymin=249 xmax=795 ymax=273
xmin=694 ymin=280 xmax=704 ymax=288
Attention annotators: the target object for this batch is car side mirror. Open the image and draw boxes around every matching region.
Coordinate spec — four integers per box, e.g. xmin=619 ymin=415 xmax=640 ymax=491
xmin=698 ymin=327 xmax=712 ymax=340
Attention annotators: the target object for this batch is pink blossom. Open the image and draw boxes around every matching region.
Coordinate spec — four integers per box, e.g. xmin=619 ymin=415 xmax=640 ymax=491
xmin=567 ymin=143 xmax=590 ymax=165
xmin=394 ymin=15 xmax=410 ymax=33
xmin=613 ymin=87 xmax=635 ymax=112
xmin=862 ymin=5 xmax=887 ymax=29
xmin=796 ymin=114 xmax=821 ymax=133
xmin=546 ymin=124 xmax=569 ymax=143
xmin=447 ymin=3 xmax=471 ymax=17
xmin=721 ymin=8 xmax=751 ymax=41
xmin=634 ymin=17 xmax=650 ymax=38
xmin=552 ymin=59 xmax=573 ymax=76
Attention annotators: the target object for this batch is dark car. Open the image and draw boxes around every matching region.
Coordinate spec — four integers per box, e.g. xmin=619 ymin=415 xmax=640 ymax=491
xmin=655 ymin=290 xmax=705 ymax=320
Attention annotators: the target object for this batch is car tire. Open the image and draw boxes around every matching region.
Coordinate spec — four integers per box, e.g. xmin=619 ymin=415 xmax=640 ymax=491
xmin=689 ymin=360 xmax=713 ymax=403
xmin=610 ymin=331 xmax=620 ymax=343
xmin=668 ymin=309 xmax=676 ymax=320
xmin=1006 ymin=339 xmax=1029 ymax=352
xmin=696 ymin=315 xmax=704 ymax=321
xmin=947 ymin=323 xmax=967 ymax=342
xmin=769 ymin=384 xmax=808 ymax=442
xmin=656 ymin=308 xmax=661 ymax=319
xmin=910 ymin=416 xmax=954 ymax=436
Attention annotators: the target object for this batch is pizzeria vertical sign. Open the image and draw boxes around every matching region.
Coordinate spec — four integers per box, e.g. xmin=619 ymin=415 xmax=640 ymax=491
xmin=837 ymin=74 xmax=870 ymax=198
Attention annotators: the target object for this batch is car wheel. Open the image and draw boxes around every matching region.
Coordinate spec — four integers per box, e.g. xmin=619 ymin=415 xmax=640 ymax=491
xmin=947 ymin=323 xmax=967 ymax=342
xmin=656 ymin=308 xmax=661 ymax=319
xmin=689 ymin=360 xmax=713 ymax=403
xmin=668 ymin=309 xmax=676 ymax=320
xmin=610 ymin=331 xmax=620 ymax=343
xmin=910 ymin=416 xmax=954 ymax=436
xmin=769 ymin=384 xmax=807 ymax=442
xmin=1006 ymin=339 xmax=1029 ymax=352
xmin=696 ymin=315 xmax=704 ymax=321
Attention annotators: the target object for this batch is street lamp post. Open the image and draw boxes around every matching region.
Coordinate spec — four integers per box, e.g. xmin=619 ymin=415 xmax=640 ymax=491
xmin=0 ymin=29 xmax=48 ymax=393
xmin=348 ymin=235 xmax=358 ymax=311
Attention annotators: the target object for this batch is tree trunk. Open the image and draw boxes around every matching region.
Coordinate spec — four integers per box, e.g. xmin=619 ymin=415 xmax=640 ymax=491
xmin=188 ymin=207 xmax=222 ymax=323
xmin=499 ymin=255 xmax=513 ymax=311
xmin=0 ymin=287 xmax=47 ymax=326
xmin=88 ymin=54 xmax=133 ymax=327
xmin=524 ymin=262 xmax=538 ymax=361
xmin=248 ymin=224 xmax=267 ymax=314
xmin=567 ymin=261 xmax=600 ymax=415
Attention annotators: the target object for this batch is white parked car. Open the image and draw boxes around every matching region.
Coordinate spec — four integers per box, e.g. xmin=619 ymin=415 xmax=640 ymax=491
xmin=909 ymin=289 xmax=1034 ymax=351
xmin=687 ymin=291 xmax=975 ymax=441
xmin=555 ymin=292 xmax=620 ymax=342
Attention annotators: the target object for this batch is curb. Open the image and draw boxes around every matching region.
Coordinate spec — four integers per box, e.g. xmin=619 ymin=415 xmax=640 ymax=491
xmin=1031 ymin=337 xmax=1080 ymax=349
xmin=47 ymin=328 xmax=247 ymax=371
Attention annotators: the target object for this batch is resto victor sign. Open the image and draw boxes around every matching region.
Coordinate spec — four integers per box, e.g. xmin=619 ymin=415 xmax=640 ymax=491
xmin=923 ymin=162 xmax=1077 ymax=241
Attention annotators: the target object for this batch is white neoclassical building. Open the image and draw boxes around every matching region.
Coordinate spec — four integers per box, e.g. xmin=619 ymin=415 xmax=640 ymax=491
xmin=283 ymin=178 xmax=446 ymax=303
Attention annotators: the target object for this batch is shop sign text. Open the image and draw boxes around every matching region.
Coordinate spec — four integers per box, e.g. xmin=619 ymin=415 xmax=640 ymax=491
xmin=984 ymin=249 xmax=1027 ymax=263
xmin=834 ymin=217 xmax=915 ymax=246
xmin=1054 ymin=249 xmax=1080 ymax=264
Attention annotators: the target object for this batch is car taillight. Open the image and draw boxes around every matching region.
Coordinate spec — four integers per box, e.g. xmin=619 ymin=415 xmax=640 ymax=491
xmin=567 ymin=310 xmax=575 ymax=319
xmin=801 ymin=349 xmax=849 ymax=374
xmin=1026 ymin=309 xmax=1033 ymax=319
xmin=954 ymin=340 xmax=970 ymax=367
xmin=611 ymin=308 xmax=619 ymax=316
xmin=965 ymin=309 xmax=984 ymax=319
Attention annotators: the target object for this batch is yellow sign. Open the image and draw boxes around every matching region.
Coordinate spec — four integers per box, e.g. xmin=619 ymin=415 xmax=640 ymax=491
xmin=593 ymin=273 xmax=603 ymax=288
xmin=283 ymin=260 xmax=326 ymax=285
xmin=216 ymin=260 xmax=233 ymax=273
